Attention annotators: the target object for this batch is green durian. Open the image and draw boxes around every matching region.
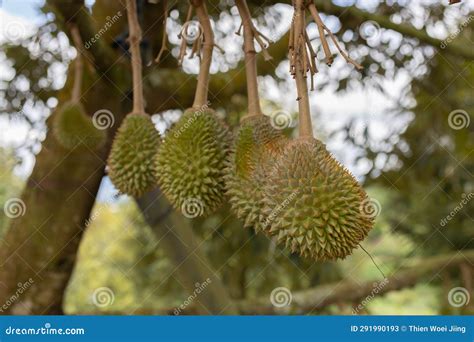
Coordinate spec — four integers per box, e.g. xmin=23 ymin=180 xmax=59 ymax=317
xmin=53 ymin=101 xmax=106 ymax=150
xmin=107 ymin=112 xmax=161 ymax=197
xmin=225 ymin=114 xmax=288 ymax=230
xmin=156 ymin=108 xmax=231 ymax=217
xmin=261 ymin=138 xmax=374 ymax=261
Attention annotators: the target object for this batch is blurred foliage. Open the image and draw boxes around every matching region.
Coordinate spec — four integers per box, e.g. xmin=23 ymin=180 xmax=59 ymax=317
xmin=0 ymin=1 xmax=472 ymax=314
xmin=0 ymin=148 xmax=23 ymax=238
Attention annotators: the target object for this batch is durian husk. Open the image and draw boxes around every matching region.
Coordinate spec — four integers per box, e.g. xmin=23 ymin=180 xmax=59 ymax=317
xmin=53 ymin=101 xmax=107 ymax=150
xmin=156 ymin=108 xmax=232 ymax=217
xmin=262 ymin=138 xmax=374 ymax=261
xmin=225 ymin=115 xmax=288 ymax=230
xmin=107 ymin=112 xmax=161 ymax=197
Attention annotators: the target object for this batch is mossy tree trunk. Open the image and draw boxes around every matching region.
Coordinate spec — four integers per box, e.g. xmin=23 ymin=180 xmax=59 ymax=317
xmin=0 ymin=72 xmax=125 ymax=314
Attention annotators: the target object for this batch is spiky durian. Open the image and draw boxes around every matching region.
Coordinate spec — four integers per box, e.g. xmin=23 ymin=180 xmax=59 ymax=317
xmin=225 ymin=115 xmax=288 ymax=230
xmin=107 ymin=112 xmax=160 ymax=197
xmin=156 ymin=108 xmax=231 ymax=217
xmin=53 ymin=101 xmax=106 ymax=150
xmin=261 ymin=138 xmax=374 ymax=260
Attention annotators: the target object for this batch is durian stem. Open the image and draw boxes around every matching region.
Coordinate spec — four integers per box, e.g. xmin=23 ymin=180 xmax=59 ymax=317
xmin=126 ymin=0 xmax=145 ymax=114
xmin=293 ymin=0 xmax=313 ymax=139
xmin=70 ymin=25 xmax=83 ymax=104
xmin=236 ymin=0 xmax=263 ymax=118
xmin=192 ymin=0 xmax=213 ymax=109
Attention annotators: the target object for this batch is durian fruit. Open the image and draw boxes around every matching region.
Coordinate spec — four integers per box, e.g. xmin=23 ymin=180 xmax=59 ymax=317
xmin=53 ymin=101 xmax=106 ymax=150
xmin=107 ymin=112 xmax=161 ymax=197
xmin=225 ymin=114 xmax=287 ymax=230
xmin=156 ymin=108 xmax=232 ymax=217
xmin=261 ymin=138 xmax=374 ymax=261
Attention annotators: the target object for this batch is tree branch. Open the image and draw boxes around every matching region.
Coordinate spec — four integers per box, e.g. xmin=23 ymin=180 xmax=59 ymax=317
xmin=313 ymin=0 xmax=474 ymax=60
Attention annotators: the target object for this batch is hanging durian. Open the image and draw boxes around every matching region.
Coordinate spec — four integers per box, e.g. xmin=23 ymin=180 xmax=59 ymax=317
xmin=156 ymin=1 xmax=231 ymax=217
xmin=260 ymin=0 xmax=373 ymax=260
xmin=53 ymin=25 xmax=106 ymax=150
xmin=107 ymin=0 xmax=161 ymax=197
xmin=225 ymin=0 xmax=287 ymax=231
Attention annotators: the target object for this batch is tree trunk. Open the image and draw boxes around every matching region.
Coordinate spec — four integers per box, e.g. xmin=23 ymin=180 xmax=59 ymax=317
xmin=0 ymin=72 xmax=125 ymax=315
xmin=136 ymin=189 xmax=238 ymax=314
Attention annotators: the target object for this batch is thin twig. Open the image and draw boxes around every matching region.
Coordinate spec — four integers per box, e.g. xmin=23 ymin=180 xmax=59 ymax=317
xmin=307 ymin=1 xmax=363 ymax=70
xmin=325 ymin=28 xmax=363 ymax=70
xmin=126 ymin=0 xmax=145 ymax=113
xmin=154 ymin=0 xmax=169 ymax=63
xmin=307 ymin=2 xmax=333 ymax=66
xmin=191 ymin=0 xmax=214 ymax=108
xmin=70 ymin=25 xmax=83 ymax=103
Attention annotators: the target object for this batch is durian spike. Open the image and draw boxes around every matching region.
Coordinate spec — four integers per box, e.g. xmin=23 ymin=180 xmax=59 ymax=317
xmin=235 ymin=0 xmax=264 ymax=119
xmin=126 ymin=0 xmax=145 ymax=114
xmin=191 ymin=0 xmax=213 ymax=108
xmin=69 ymin=25 xmax=83 ymax=104
xmin=292 ymin=0 xmax=313 ymax=139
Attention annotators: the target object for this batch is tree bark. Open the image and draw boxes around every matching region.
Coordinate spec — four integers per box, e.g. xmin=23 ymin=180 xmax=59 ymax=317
xmin=0 ymin=76 xmax=125 ymax=315
xmin=136 ymin=189 xmax=238 ymax=314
